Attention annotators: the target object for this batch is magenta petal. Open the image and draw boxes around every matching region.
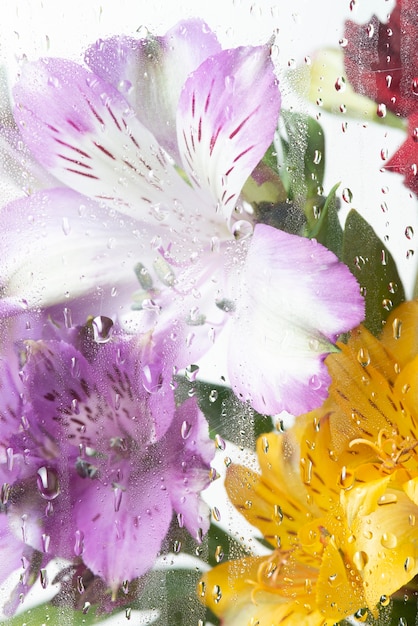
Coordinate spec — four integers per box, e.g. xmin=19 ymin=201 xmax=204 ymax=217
xmin=177 ymin=45 xmax=281 ymax=221
xmin=228 ymin=225 xmax=365 ymax=416
xmin=76 ymin=468 xmax=172 ymax=590
xmin=85 ymin=19 xmax=221 ymax=162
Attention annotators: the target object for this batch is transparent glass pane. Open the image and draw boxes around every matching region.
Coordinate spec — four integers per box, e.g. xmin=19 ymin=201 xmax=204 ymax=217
xmin=0 ymin=1 xmax=417 ymax=624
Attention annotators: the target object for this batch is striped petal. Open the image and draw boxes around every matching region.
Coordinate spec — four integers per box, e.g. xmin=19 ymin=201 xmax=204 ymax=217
xmin=84 ymin=19 xmax=221 ymax=163
xmin=13 ymin=58 xmax=213 ymax=237
xmin=177 ymin=45 xmax=281 ymax=223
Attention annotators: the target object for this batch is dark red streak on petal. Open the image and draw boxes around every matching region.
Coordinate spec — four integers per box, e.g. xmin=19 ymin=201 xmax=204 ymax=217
xmin=58 ymin=154 xmax=93 ymax=168
xmin=65 ymin=168 xmax=100 ymax=179
xmin=93 ymin=142 xmax=116 ymax=159
xmin=233 ymin=145 xmax=254 ymax=162
xmin=198 ymin=117 xmax=202 ymax=142
xmin=54 ymin=137 xmax=91 ymax=158
xmin=229 ymin=110 xmax=256 ymax=140
xmin=106 ymin=105 xmax=122 ymax=131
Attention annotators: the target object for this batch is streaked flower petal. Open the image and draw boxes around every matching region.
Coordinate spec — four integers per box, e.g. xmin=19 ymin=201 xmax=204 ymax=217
xmin=13 ymin=58 xmax=211 ymax=235
xmin=85 ymin=19 xmax=221 ymax=162
xmin=177 ymin=45 xmax=280 ymax=222
xmin=228 ymin=224 xmax=364 ymax=415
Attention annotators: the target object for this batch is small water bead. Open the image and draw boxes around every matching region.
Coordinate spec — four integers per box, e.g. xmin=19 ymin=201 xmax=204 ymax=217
xmin=198 ymin=581 xmax=206 ymax=597
xmin=404 ymin=556 xmax=415 ymax=573
xmin=382 ymin=298 xmax=393 ymax=311
xmin=215 ymin=545 xmax=224 ymax=563
xmin=367 ymin=23 xmax=375 ymax=38
xmin=181 ymin=420 xmax=192 ymax=439
xmin=37 ymin=467 xmax=60 ymax=500
xmin=342 ymin=188 xmax=353 ymax=203
xmin=334 ymin=76 xmax=346 ymax=92
xmin=232 ymin=220 xmax=253 ymax=240
xmin=354 ymin=608 xmax=369 ymax=622
xmin=380 ymin=532 xmax=397 ymax=549
xmin=313 ymin=150 xmax=322 ymax=165
xmin=215 ymin=434 xmax=226 ymax=450
xmin=377 ymin=103 xmax=387 ymax=118
xmin=377 ymin=493 xmax=397 ymax=505
xmin=353 ymin=550 xmax=368 ymax=571
xmin=273 ymin=504 xmax=283 ymax=524
xmin=185 ymin=364 xmax=199 ymax=382
xmin=392 ymin=317 xmax=402 ymax=340
xmin=405 ymin=225 xmax=414 ymax=239
xmin=413 ymin=78 xmax=418 ymax=95
xmin=209 ymin=389 xmax=218 ymax=403
xmin=339 ymin=37 xmax=348 ymax=47
xmin=212 ymin=585 xmax=222 ymax=603
xmin=40 ymin=568 xmax=48 ymax=589
xmin=380 ymin=595 xmax=391 ymax=607
xmin=173 ymin=540 xmax=182 ymax=553
xmin=74 ymin=529 xmax=85 ymax=556
xmin=357 ymin=347 xmax=370 ymax=367
xmin=41 ymin=533 xmax=50 ymax=553
xmin=212 ymin=507 xmax=221 ymax=522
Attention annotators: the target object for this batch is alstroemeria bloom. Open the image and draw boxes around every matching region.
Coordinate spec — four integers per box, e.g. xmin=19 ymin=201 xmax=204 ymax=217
xmin=298 ymin=300 xmax=418 ymax=610
xmin=0 ymin=320 xmax=214 ymax=597
xmin=201 ymin=428 xmax=366 ymax=625
xmin=344 ymin=0 xmax=418 ymax=193
xmin=0 ymin=19 xmax=364 ymax=415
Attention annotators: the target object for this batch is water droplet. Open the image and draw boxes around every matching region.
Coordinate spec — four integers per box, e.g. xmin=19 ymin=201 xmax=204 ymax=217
xmin=181 ymin=420 xmax=192 ymax=439
xmin=405 ymin=225 xmax=414 ymax=239
xmin=215 ymin=434 xmax=226 ymax=450
xmin=354 ymin=608 xmax=369 ymax=622
xmin=92 ymin=316 xmax=114 ymax=343
xmin=82 ymin=602 xmax=91 ymax=614
xmin=185 ymin=364 xmax=199 ymax=382
xmin=392 ymin=317 xmax=402 ymax=340
xmin=63 ymin=307 xmax=73 ymax=329
xmin=353 ymin=550 xmax=368 ymax=571
xmin=309 ymin=375 xmax=321 ymax=390
xmin=62 ymin=216 xmax=71 ymax=235
xmin=300 ymin=457 xmax=313 ymax=484
xmin=77 ymin=576 xmax=85 ymax=594
xmin=404 ymin=556 xmax=415 ymax=572
xmin=380 ymin=595 xmax=390 ymax=607
xmin=232 ymin=220 xmax=253 ymax=240
xmin=6 ymin=447 xmax=13 ymax=472
xmin=339 ymin=466 xmax=355 ymax=489
xmin=41 ymin=533 xmax=50 ymax=553
xmin=40 ymin=568 xmax=48 ymax=589
xmin=74 ymin=529 xmax=84 ymax=556
xmin=273 ymin=504 xmax=283 ymax=524
xmin=412 ymin=78 xmax=418 ymax=95
xmin=409 ymin=514 xmax=416 ymax=526
xmin=339 ymin=37 xmax=348 ymax=47
xmin=377 ymin=103 xmax=387 ymax=118
xmin=0 ymin=483 xmax=10 ymax=505
xmin=342 ymin=188 xmax=353 ymax=203
xmin=377 ymin=493 xmax=397 ymax=505
xmin=334 ymin=76 xmax=346 ymax=92
xmin=118 ymin=79 xmax=132 ymax=93
xmin=208 ymin=389 xmax=218 ymax=403
xmin=313 ymin=150 xmax=322 ymax=165
xmin=142 ymin=364 xmax=163 ymax=394
xmin=382 ymin=298 xmax=393 ymax=311
xmin=381 ymin=532 xmax=397 ymax=549
xmin=212 ymin=584 xmax=222 ymax=603
xmin=37 ymin=467 xmax=60 ymax=500
xmin=367 ymin=23 xmax=375 ymax=38
xmin=212 ymin=507 xmax=221 ymax=522
xmin=215 ymin=545 xmax=224 ymax=562
xmin=114 ymin=486 xmax=123 ymax=512
xmin=357 ymin=347 xmax=370 ymax=367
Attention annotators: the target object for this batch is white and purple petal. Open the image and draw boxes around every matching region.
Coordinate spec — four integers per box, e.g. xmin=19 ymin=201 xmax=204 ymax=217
xmin=13 ymin=58 xmax=216 ymax=237
xmin=228 ymin=224 xmax=364 ymax=416
xmin=177 ymin=44 xmax=281 ymax=223
xmin=0 ymin=187 xmax=162 ymax=314
xmin=85 ymin=19 xmax=221 ymax=162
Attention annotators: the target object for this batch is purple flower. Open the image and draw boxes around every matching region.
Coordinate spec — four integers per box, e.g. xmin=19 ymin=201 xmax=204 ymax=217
xmin=0 ymin=321 xmax=214 ymax=596
xmin=0 ymin=19 xmax=364 ymax=415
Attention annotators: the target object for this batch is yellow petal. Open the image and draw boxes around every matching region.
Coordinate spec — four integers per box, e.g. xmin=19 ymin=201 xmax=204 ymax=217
xmin=380 ymin=300 xmax=418 ymax=369
xmin=346 ymin=488 xmax=418 ymax=608
xmin=341 ymin=476 xmax=391 ymax=527
xmin=201 ymin=553 xmax=331 ymax=626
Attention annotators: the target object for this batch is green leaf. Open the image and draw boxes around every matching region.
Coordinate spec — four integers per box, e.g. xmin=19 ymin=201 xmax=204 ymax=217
xmin=0 ymin=603 xmax=103 ymax=625
xmin=175 ymin=379 xmax=273 ymax=447
xmin=277 ymin=111 xmax=325 ymax=210
xmin=305 ymin=182 xmax=343 ymax=257
xmin=342 ymin=210 xmax=405 ymax=336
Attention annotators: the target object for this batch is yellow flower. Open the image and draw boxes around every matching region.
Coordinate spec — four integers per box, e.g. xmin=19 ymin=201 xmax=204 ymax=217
xmin=300 ymin=300 xmax=418 ymax=610
xmin=201 ymin=301 xmax=418 ymax=624
xmin=201 ymin=428 xmax=366 ymax=625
